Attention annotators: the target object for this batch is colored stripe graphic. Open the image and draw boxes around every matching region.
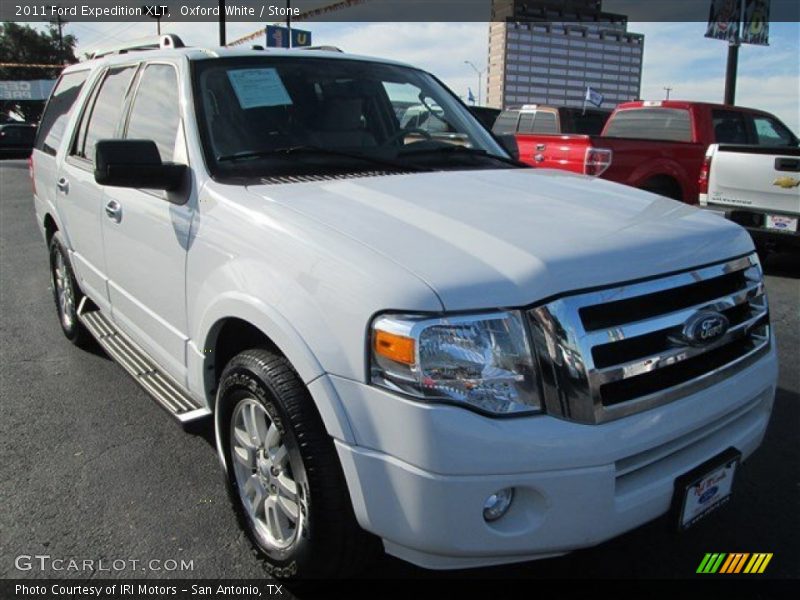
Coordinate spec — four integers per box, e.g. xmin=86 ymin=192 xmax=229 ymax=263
xmin=697 ymin=553 xmax=714 ymax=573
xmin=698 ymin=553 xmax=773 ymax=574
xmin=728 ymin=553 xmax=749 ymax=573
xmin=744 ymin=553 xmax=774 ymax=574
xmin=719 ymin=554 xmax=736 ymax=573
xmin=698 ymin=553 xmax=727 ymax=573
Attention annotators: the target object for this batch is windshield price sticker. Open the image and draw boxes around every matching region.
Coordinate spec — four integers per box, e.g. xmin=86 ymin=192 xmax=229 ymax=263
xmin=227 ymin=68 xmax=293 ymax=109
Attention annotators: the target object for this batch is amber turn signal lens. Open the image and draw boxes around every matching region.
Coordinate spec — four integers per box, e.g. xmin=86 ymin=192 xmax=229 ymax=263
xmin=374 ymin=330 xmax=416 ymax=365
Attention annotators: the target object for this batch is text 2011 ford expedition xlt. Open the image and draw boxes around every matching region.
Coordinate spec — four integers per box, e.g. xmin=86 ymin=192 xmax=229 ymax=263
xmin=31 ymin=37 xmax=778 ymax=578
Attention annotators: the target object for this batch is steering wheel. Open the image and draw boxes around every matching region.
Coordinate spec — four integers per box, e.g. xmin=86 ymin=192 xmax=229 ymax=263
xmin=383 ymin=127 xmax=433 ymax=147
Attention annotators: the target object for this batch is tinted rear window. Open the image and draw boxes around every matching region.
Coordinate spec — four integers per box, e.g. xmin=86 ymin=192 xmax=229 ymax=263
xmin=492 ymin=111 xmax=520 ymax=134
xmin=34 ymin=70 xmax=90 ymax=156
xmin=604 ymin=108 xmax=692 ymax=142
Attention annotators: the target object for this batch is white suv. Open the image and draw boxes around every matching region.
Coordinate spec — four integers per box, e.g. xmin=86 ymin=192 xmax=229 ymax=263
xmin=31 ymin=36 xmax=777 ymax=578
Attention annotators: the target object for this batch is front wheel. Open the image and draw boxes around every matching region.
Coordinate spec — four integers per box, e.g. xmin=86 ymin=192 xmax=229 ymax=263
xmin=217 ymin=349 xmax=379 ymax=579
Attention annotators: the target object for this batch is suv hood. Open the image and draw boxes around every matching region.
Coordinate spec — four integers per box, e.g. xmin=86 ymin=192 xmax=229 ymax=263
xmin=247 ymin=169 xmax=754 ymax=310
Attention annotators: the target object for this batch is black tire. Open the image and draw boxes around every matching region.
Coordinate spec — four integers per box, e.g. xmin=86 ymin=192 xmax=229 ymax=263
xmin=217 ymin=349 xmax=379 ymax=579
xmin=49 ymin=231 xmax=92 ymax=348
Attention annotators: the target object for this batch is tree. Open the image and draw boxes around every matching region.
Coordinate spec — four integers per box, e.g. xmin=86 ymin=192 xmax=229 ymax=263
xmin=0 ymin=22 xmax=78 ymax=121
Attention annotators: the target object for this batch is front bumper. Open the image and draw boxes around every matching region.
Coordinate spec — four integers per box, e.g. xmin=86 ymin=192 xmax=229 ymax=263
xmin=325 ymin=344 xmax=777 ymax=570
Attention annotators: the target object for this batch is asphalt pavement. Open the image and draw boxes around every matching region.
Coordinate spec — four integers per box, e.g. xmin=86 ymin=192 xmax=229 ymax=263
xmin=1 ymin=159 xmax=798 ymax=583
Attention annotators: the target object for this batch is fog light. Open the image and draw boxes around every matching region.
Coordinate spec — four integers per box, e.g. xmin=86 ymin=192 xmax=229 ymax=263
xmin=483 ymin=488 xmax=514 ymax=522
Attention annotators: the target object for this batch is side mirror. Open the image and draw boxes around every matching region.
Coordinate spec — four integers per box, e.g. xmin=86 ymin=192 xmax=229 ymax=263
xmin=94 ymin=140 xmax=186 ymax=192
xmin=495 ymin=134 xmax=519 ymax=161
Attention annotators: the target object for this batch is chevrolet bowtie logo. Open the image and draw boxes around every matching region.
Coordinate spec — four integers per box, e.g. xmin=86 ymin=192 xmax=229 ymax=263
xmin=773 ymin=176 xmax=800 ymax=189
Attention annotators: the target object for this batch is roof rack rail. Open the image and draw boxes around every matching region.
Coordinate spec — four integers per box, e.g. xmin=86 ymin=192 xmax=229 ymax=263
xmin=299 ymin=45 xmax=343 ymax=53
xmin=84 ymin=34 xmax=185 ymax=60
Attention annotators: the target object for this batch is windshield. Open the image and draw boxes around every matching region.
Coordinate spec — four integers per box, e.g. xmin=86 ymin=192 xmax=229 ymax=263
xmin=191 ymin=56 xmax=515 ymax=180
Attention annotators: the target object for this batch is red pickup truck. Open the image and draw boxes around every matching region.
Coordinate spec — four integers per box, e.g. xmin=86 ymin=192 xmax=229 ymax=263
xmin=510 ymin=100 xmax=797 ymax=203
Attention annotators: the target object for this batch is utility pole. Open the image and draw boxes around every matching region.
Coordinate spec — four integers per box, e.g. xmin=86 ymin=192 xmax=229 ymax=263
xmin=663 ymin=86 xmax=672 ymax=100
xmin=286 ymin=0 xmax=292 ymax=48
xmin=218 ymin=0 xmax=226 ymax=46
xmin=464 ymin=60 xmax=483 ymax=106
xmin=49 ymin=5 xmax=67 ymax=64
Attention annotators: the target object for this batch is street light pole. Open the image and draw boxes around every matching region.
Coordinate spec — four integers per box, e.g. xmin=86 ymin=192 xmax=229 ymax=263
xmin=464 ymin=60 xmax=483 ymax=106
xmin=663 ymin=86 xmax=672 ymax=100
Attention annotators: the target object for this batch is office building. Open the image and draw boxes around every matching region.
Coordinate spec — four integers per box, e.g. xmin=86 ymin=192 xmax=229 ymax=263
xmin=487 ymin=0 xmax=644 ymax=109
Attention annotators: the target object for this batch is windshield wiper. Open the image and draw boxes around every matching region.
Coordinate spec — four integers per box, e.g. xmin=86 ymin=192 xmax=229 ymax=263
xmin=400 ymin=145 xmax=526 ymax=168
xmin=217 ymin=145 xmax=431 ymax=172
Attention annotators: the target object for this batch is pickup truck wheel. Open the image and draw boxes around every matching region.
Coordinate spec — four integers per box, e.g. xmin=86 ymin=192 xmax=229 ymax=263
xmin=217 ymin=349 xmax=378 ymax=579
xmin=49 ymin=232 xmax=91 ymax=347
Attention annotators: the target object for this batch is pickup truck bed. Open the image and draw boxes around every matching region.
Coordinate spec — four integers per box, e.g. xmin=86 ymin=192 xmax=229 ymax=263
xmin=700 ymin=144 xmax=800 ymax=252
xmin=518 ymin=101 xmax=799 ymax=204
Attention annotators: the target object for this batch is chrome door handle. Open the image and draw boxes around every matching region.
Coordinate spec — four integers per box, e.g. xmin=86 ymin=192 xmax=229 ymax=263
xmin=56 ymin=177 xmax=69 ymax=193
xmin=105 ymin=200 xmax=122 ymax=223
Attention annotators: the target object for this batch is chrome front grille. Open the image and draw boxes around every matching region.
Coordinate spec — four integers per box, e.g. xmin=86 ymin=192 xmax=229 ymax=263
xmin=528 ymin=254 xmax=770 ymax=424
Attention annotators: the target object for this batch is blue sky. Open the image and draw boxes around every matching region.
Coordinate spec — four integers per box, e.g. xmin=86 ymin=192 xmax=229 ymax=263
xmin=32 ymin=19 xmax=800 ymax=132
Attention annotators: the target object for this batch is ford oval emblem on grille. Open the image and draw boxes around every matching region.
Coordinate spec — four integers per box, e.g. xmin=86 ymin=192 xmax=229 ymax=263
xmin=677 ymin=311 xmax=730 ymax=347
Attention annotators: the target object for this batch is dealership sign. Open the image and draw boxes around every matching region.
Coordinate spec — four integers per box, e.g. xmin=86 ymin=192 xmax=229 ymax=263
xmin=706 ymin=0 xmax=770 ymax=45
xmin=0 ymin=80 xmax=56 ymax=100
xmin=265 ymin=25 xmax=312 ymax=48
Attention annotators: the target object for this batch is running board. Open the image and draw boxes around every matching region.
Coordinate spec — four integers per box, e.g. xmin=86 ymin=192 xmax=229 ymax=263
xmin=77 ymin=301 xmax=211 ymax=426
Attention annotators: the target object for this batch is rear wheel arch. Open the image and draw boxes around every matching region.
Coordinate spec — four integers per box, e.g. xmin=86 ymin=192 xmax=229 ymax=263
xmin=638 ymin=174 xmax=684 ymax=201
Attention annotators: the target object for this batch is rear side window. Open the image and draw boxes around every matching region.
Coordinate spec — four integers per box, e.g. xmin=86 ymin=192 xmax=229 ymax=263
xmin=126 ymin=64 xmax=181 ymax=162
xmin=34 ymin=70 xmax=89 ymax=156
xmin=604 ymin=108 xmax=692 ymax=142
xmin=531 ymin=112 xmax=558 ymax=134
xmin=492 ymin=111 xmax=520 ymax=134
xmin=752 ymin=115 xmax=797 ymax=147
xmin=74 ymin=66 xmax=137 ymax=163
xmin=712 ymin=110 xmax=749 ymax=144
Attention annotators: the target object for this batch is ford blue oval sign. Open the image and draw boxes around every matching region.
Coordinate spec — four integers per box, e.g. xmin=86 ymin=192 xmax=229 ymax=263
xmin=680 ymin=311 xmax=730 ymax=346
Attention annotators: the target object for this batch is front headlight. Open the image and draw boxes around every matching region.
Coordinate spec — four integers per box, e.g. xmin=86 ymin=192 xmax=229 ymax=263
xmin=370 ymin=311 xmax=540 ymax=416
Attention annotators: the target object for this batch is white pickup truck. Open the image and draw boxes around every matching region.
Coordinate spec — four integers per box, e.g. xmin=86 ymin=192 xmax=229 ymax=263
xmin=700 ymin=143 xmax=800 ymax=254
xmin=31 ymin=36 xmax=777 ymax=578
